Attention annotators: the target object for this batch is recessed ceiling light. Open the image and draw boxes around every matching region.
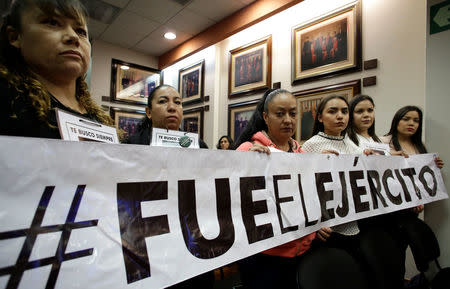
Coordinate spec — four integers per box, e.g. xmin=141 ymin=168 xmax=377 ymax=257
xmin=121 ymin=65 xmax=129 ymax=70
xmin=164 ymin=32 xmax=177 ymax=40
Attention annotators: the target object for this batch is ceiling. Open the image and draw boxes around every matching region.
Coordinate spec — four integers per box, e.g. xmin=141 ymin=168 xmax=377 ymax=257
xmin=0 ymin=0 xmax=256 ymax=57
xmin=85 ymin=0 xmax=256 ymax=57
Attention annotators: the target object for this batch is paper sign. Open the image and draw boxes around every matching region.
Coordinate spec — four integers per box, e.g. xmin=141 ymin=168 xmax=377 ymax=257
xmin=56 ymin=109 xmax=119 ymax=143
xmin=151 ymin=127 xmax=199 ymax=148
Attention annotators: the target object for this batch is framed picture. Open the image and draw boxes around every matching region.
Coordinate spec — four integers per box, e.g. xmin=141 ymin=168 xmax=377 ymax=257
xmin=110 ymin=107 xmax=145 ymax=139
xmin=110 ymin=58 xmax=161 ymax=106
xmin=292 ymin=1 xmax=361 ymax=85
xmin=181 ymin=107 xmax=204 ymax=139
xmin=228 ymin=35 xmax=272 ymax=98
xmin=293 ymin=79 xmax=361 ymax=143
xmin=228 ymin=99 xmax=259 ymax=141
xmin=178 ymin=60 xmax=205 ymax=106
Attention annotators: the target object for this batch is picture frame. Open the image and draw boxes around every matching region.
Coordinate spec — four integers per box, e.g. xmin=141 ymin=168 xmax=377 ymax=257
xmin=291 ymin=1 xmax=361 ymax=85
xmin=178 ymin=60 xmax=205 ymax=106
xmin=110 ymin=107 xmax=146 ymax=140
xmin=228 ymin=35 xmax=272 ymax=98
xmin=228 ymin=99 xmax=259 ymax=142
xmin=293 ymin=79 xmax=361 ymax=144
xmin=110 ymin=58 xmax=161 ymax=106
xmin=181 ymin=107 xmax=204 ymax=139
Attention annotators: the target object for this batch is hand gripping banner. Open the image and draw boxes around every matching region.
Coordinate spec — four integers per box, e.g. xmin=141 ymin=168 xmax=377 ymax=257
xmin=0 ymin=136 xmax=447 ymax=289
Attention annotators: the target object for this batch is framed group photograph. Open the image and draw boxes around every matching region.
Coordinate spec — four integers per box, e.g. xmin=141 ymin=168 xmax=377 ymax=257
xmin=178 ymin=60 xmax=205 ymax=106
xmin=228 ymin=35 xmax=272 ymax=98
xmin=293 ymin=79 xmax=361 ymax=143
xmin=228 ymin=99 xmax=259 ymax=141
xmin=181 ymin=107 xmax=204 ymax=139
xmin=292 ymin=1 xmax=361 ymax=85
xmin=110 ymin=59 xmax=161 ymax=106
xmin=110 ymin=107 xmax=146 ymax=140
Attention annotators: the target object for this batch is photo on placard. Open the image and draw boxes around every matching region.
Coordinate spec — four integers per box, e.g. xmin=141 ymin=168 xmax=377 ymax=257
xmin=292 ymin=1 xmax=361 ymax=85
xmin=110 ymin=59 xmax=161 ymax=106
xmin=181 ymin=107 xmax=204 ymax=139
xmin=228 ymin=99 xmax=259 ymax=141
xmin=229 ymin=35 xmax=272 ymax=98
xmin=110 ymin=107 xmax=145 ymax=140
xmin=178 ymin=60 xmax=205 ymax=106
xmin=293 ymin=80 xmax=361 ymax=143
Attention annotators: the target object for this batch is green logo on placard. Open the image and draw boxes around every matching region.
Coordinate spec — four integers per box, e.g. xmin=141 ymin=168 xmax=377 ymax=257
xmin=430 ymin=0 xmax=450 ymax=35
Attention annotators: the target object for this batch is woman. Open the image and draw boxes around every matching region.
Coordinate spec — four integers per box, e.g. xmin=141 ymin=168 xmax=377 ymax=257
xmin=216 ymin=135 xmax=233 ymax=150
xmin=347 ymin=96 xmax=413 ymax=289
xmin=127 ymin=84 xmax=207 ymax=148
xmin=347 ymin=94 xmax=382 ymax=147
xmin=381 ymin=105 xmax=444 ymax=168
xmin=302 ymin=95 xmax=361 ymax=244
xmin=235 ymin=89 xmax=315 ymax=289
xmin=127 ymin=84 xmax=211 ymax=288
xmin=0 ymin=0 xmax=112 ymax=138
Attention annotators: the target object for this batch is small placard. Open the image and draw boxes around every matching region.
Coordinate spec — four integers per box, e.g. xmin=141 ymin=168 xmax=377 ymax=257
xmin=56 ymin=109 xmax=119 ymax=143
xmin=151 ymin=128 xmax=199 ymax=149
xmin=363 ymin=76 xmax=377 ymax=87
xmin=362 ymin=142 xmax=390 ymax=155
xmin=363 ymin=59 xmax=378 ymax=70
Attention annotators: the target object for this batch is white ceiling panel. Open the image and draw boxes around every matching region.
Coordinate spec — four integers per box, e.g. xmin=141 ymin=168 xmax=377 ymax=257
xmin=101 ymin=0 xmax=131 ymax=8
xmin=87 ymin=18 xmax=108 ymax=40
xmin=85 ymin=0 xmax=256 ymax=56
xmin=101 ymin=11 xmax=160 ymax=48
xmin=166 ymin=9 xmax=216 ymax=35
xmin=127 ymin=0 xmax=184 ymax=24
xmin=134 ymin=26 xmax=193 ymax=56
xmin=187 ymin=0 xmax=246 ymax=22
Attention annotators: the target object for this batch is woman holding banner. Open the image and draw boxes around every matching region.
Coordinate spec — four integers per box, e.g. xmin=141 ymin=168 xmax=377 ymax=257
xmin=126 ymin=84 xmax=212 ymax=288
xmin=346 ymin=95 xmax=417 ymax=289
xmin=126 ymin=84 xmax=208 ymax=148
xmin=0 ymin=0 xmax=112 ymax=139
xmin=381 ymin=105 xmax=444 ymax=168
xmin=234 ymin=89 xmax=316 ymax=289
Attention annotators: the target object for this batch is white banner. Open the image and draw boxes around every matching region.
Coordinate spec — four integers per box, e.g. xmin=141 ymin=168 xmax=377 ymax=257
xmin=0 ymin=136 xmax=447 ymax=289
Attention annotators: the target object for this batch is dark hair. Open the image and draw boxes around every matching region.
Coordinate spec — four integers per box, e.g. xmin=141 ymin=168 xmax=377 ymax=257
xmin=347 ymin=94 xmax=381 ymax=146
xmin=137 ymin=84 xmax=175 ymax=130
xmin=233 ymin=88 xmax=292 ymax=149
xmin=216 ymin=135 xmax=234 ymax=149
xmin=385 ymin=106 xmax=427 ymax=153
xmin=0 ymin=0 xmax=112 ymax=126
xmin=311 ymin=95 xmax=349 ymax=136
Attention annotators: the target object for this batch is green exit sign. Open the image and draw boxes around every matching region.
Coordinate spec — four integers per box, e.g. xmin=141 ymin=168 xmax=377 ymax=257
xmin=430 ymin=0 xmax=450 ymax=34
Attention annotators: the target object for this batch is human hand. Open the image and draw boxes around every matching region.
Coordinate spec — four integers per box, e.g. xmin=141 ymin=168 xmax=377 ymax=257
xmin=391 ymin=150 xmax=409 ymax=158
xmin=411 ymin=204 xmax=424 ymax=214
xmin=316 ymin=227 xmax=333 ymax=242
xmin=435 ymin=156 xmax=444 ymax=169
xmin=248 ymin=144 xmax=271 ymax=155
xmin=363 ymin=149 xmax=373 ymax=156
xmin=321 ymin=149 xmax=339 ymax=155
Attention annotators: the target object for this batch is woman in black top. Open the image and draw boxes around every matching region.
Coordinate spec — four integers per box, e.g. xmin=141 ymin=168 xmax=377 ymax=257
xmin=127 ymin=84 xmax=208 ymax=148
xmin=0 ymin=0 xmax=112 ymax=139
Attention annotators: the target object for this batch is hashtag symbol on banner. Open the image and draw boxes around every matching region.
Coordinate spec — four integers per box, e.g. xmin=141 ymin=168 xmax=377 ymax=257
xmin=0 ymin=185 xmax=98 ymax=289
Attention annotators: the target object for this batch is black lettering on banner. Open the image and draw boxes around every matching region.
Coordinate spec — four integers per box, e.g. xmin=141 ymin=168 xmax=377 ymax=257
xmin=367 ymin=170 xmax=388 ymax=209
xmin=419 ymin=166 xmax=437 ymax=197
xmin=394 ymin=169 xmax=413 ymax=202
xmin=297 ymin=174 xmax=318 ymax=227
xmin=273 ymin=175 xmax=298 ymax=234
xmin=401 ymin=168 xmax=419 ymax=200
xmin=0 ymin=185 xmax=97 ymax=289
xmin=315 ymin=172 xmax=335 ymax=222
xmin=336 ymin=172 xmax=349 ymax=217
xmin=350 ymin=170 xmax=370 ymax=213
xmin=382 ymin=169 xmax=402 ymax=205
xmin=240 ymin=176 xmax=274 ymax=244
xmin=178 ymin=179 xmax=234 ymax=259
xmin=117 ymin=181 xmax=170 ymax=284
